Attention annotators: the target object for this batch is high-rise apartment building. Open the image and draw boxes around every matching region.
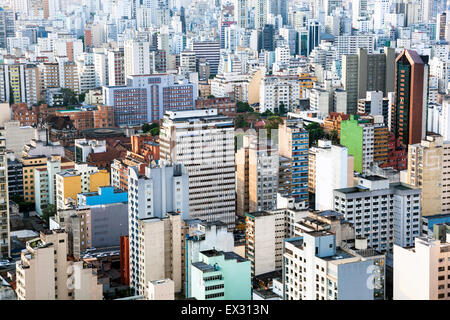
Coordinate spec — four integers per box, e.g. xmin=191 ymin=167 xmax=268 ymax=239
xmin=309 ymin=140 xmax=354 ymax=211
xmin=307 ymin=19 xmax=320 ymax=56
xmin=159 ymin=109 xmax=236 ymax=227
xmin=245 ymin=208 xmax=308 ymax=276
xmin=107 ymin=48 xmax=125 ymax=86
xmin=0 ymin=136 xmax=9 ymax=258
xmin=0 ymin=64 xmax=40 ymax=105
xmin=342 ymin=47 xmax=395 ymax=114
xmin=334 ymin=175 xmax=422 ymax=253
xmin=124 ymin=40 xmax=151 ymax=79
xmin=193 ymin=41 xmax=220 ymax=75
xmin=391 ymin=49 xmax=429 ymax=146
xmin=234 ymin=0 xmax=248 ymax=28
xmin=127 ymin=162 xmax=189 ymax=294
xmin=340 ymin=115 xmax=374 ymax=174
xmin=283 ymin=214 xmax=386 ymax=300
xmin=278 ymin=118 xmax=309 ymax=205
xmin=255 ymin=0 xmax=267 ymax=29
xmin=0 ymin=9 xmax=15 ymax=49
xmin=135 ymin=214 xmax=183 ymax=296
xmin=236 ymin=133 xmax=279 ymax=216
xmin=407 ymin=135 xmax=450 ymax=216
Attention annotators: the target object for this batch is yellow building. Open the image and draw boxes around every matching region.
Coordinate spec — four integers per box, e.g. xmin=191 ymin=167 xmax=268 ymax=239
xmin=21 ymin=156 xmax=47 ymax=203
xmin=56 ymin=166 xmax=110 ymax=210
xmin=89 ymin=170 xmax=110 ymax=192
xmin=298 ymin=73 xmax=317 ymax=99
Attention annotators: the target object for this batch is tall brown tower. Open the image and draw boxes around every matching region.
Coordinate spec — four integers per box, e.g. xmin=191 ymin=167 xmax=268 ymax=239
xmin=391 ymin=50 xmax=428 ymax=146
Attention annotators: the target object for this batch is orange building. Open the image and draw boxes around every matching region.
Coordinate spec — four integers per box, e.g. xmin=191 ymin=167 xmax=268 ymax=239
xmin=323 ymin=112 xmax=351 ymax=138
xmin=130 ymin=135 xmax=160 ymax=162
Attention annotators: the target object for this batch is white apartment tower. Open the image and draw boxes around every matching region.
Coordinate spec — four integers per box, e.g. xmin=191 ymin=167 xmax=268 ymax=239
xmin=124 ymin=40 xmax=151 ymax=79
xmin=283 ymin=226 xmax=386 ymax=300
xmin=234 ymin=0 xmax=248 ymax=28
xmin=311 ymin=140 xmax=353 ymax=211
xmin=127 ymin=162 xmax=189 ymax=294
xmin=333 ymin=176 xmax=422 ymax=253
xmin=159 ymin=109 xmax=236 ymax=228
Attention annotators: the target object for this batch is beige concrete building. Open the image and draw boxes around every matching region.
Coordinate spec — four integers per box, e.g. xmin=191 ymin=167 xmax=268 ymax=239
xmin=245 ymin=208 xmax=308 ymax=276
xmin=247 ymin=68 xmax=262 ymax=105
xmin=147 ymin=279 xmax=175 ymax=300
xmin=136 ymin=213 xmax=182 ymax=296
xmin=407 ymin=135 xmax=450 ymax=216
xmin=236 ymin=133 xmax=278 ymax=216
xmin=15 ymin=229 xmax=102 ymax=300
xmin=394 ymin=236 xmax=450 ymax=300
xmin=51 ymin=208 xmax=91 ymax=257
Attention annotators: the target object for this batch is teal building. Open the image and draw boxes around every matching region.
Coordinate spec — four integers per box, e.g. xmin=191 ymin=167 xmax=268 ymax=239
xmin=190 ymin=249 xmax=251 ymax=300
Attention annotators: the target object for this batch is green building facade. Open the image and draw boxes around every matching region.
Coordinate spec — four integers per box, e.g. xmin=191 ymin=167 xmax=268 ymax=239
xmin=190 ymin=249 xmax=251 ymax=300
xmin=340 ymin=115 xmax=364 ymax=173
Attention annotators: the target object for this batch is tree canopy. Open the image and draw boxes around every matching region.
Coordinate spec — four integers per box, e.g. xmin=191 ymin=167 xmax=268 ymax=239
xmin=142 ymin=122 xmax=160 ymax=136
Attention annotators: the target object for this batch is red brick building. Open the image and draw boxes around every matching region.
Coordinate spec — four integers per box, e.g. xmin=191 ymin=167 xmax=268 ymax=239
xmin=11 ymin=103 xmax=54 ymax=126
xmin=195 ymin=97 xmax=237 ymax=116
xmin=380 ymin=133 xmax=407 ymax=171
xmin=130 ymin=135 xmax=160 ymax=162
xmin=55 ymin=105 xmax=115 ymax=131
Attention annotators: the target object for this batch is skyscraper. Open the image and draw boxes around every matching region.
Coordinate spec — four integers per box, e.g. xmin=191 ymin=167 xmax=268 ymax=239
xmin=255 ymin=0 xmax=267 ymax=29
xmin=342 ymin=47 xmax=395 ymax=114
xmin=0 ymin=136 xmax=9 ymax=258
xmin=0 ymin=8 xmax=15 ymax=49
xmin=234 ymin=0 xmax=248 ymax=28
xmin=159 ymin=109 xmax=236 ymax=228
xmin=278 ymin=118 xmax=309 ymax=205
xmin=390 ymin=49 xmax=429 ymax=146
xmin=307 ymin=19 xmax=320 ymax=56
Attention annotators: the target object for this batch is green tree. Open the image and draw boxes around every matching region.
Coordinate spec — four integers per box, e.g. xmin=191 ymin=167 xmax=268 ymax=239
xmin=61 ymin=88 xmax=78 ymax=105
xmin=207 ymin=95 xmax=216 ymax=99
xmin=329 ymin=129 xmax=339 ymax=145
xmin=264 ymin=116 xmax=284 ymax=138
xmin=235 ymin=114 xmax=249 ymax=128
xmin=9 ymin=91 xmax=14 ymax=105
xmin=142 ymin=123 xmax=160 ymax=136
xmin=42 ymin=204 xmax=57 ymax=224
xmin=278 ymin=102 xmax=287 ymax=115
xmin=261 ymin=109 xmax=275 ymax=117
xmin=236 ymin=101 xmax=254 ymax=113
xmin=305 ymin=122 xmax=326 ymax=147
xmin=79 ymin=92 xmax=86 ymax=103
